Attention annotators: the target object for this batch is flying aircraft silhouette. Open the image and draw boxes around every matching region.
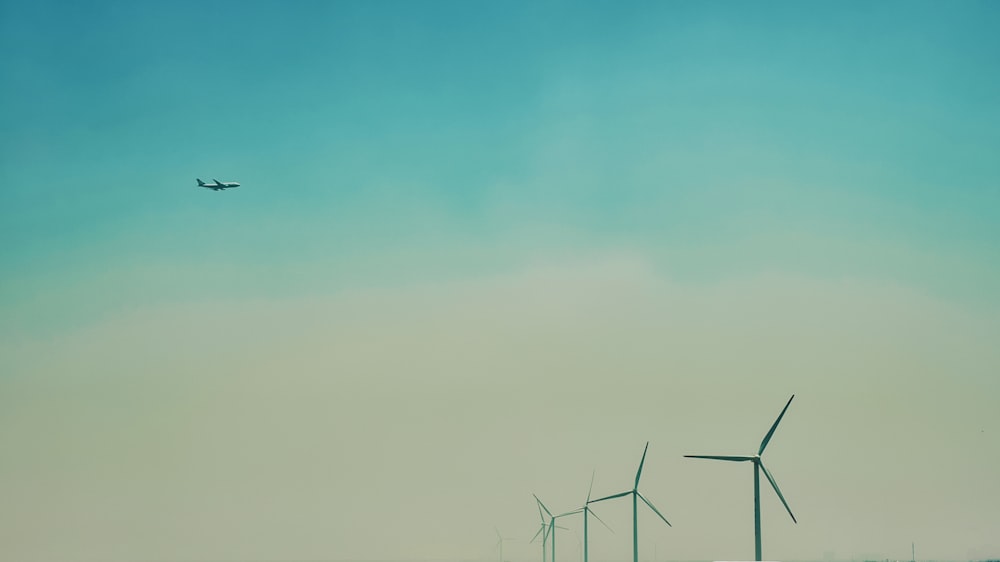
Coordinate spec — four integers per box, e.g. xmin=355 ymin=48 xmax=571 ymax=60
xmin=197 ymin=178 xmax=240 ymax=191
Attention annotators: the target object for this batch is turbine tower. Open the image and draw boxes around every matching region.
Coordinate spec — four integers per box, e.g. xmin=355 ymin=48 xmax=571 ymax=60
xmin=685 ymin=394 xmax=798 ymax=562
xmin=588 ymin=442 xmax=672 ymax=562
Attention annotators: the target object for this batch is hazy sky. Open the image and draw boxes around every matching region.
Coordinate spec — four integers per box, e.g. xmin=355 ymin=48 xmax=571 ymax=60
xmin=1 ymin=2 xmax=999 ymax=561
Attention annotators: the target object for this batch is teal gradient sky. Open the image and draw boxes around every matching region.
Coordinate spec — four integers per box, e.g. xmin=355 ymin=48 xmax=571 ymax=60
xmin=2 ymin=2 xmax=999 ymax=561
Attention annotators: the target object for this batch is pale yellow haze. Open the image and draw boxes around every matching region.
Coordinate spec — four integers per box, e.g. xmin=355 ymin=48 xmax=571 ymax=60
xmin=1 ymin=255 xmax=998 ymax=561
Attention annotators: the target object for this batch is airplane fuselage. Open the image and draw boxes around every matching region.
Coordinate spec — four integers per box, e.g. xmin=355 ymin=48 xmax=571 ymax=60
xmin=197 ymin=178 xmax=240 ymax=191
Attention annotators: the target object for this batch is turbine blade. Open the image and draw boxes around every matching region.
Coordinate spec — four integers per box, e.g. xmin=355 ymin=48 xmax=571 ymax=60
xmin=555 ymin=524 xmax=571 ymax=530
xmin=759 ymin=460 xmax=797 ymax=523
xmin=495 ymin=527 xmax=501 ymax=540
xmin=530 ymin=526 xmax=543 ymax=544
xmin=587 ymin=469 xmax=596 ymax=503
xmin=556 ymin=509 xmax=584 ymax=518
xmin=684 ymin=455 xmax=754 ymax=461
xmin=589 ymin=490 xmax=632 ymax=504
xmin=634 ymin=441 xmax=650 ymax=489
xmin=533 ymin=493 xmax=553 ymax=518
xmin=588 ymin=506 xmax=615 ymax=534
xmin=637 ymin=491 xmax=672 ymax=527
xmin=759 ymin=394 xmax=795 ymax=455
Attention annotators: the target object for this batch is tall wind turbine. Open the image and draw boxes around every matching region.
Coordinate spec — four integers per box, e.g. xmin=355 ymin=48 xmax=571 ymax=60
xmin=495 ymin=527 xmax=514 ymax=562
xmin=685 ymin=394 xmax=798 ymax=561
xmin=588 ymin=442 xmax=672 ymax=562
xmin=560 ymin=470 xmax=614 ymax=562
xmin=534 ymin=494 xmax=575 ymax=562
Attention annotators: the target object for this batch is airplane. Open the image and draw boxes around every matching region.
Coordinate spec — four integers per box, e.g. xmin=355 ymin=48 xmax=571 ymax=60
xmin=197 ymin=178 xmax=240 ymax=191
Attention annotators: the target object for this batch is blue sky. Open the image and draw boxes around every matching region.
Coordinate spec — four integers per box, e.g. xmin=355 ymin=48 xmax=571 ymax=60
xmin=2 ymin=2 xmax=999 ymax=561
xmin=4 ymin=1 xmax=999 ymax=329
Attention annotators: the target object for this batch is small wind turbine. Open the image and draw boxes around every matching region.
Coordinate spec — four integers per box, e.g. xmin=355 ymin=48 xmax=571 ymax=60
xmin=531 ymin=497 xmax=551 ymax=562
xmin=530 ymin=518 xmax=570 ymax=562
xmin=495 ymin=527 xmax=514 ymax=562
xmin=530 ymin=521 xmax=549 ymax=562
xmin=588 ymin=442 xmax=672 ymax=562
xmin=685 ymin=394 xmax=798 ymax=561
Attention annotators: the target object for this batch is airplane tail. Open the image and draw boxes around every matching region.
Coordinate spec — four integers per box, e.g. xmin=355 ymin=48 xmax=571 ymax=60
xmin=197 ymin=178 xmax=205 ymax=186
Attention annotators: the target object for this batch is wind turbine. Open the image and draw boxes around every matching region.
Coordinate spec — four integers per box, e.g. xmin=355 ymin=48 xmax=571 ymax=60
xmin=530 ymin=520 xmax=550 ymax=562
xmin=531 ymin=497 xmax=551 ymax=562
xmin=560 ymin=470 xmax=614 ymax=562
xmin=495 ymin=527 xmax=514 ymax=562
xmin=685 ymin=394 xmax=798 ymax=562
xmin=588 ymin=442 xmax=672 ymax=562
xmin=534 ymin=494 xmax=575 ymax=562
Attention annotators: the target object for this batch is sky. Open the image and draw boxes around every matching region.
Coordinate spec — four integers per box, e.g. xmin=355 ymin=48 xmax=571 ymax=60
xmin=1 ymin=1 xmax=999 ymax=561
